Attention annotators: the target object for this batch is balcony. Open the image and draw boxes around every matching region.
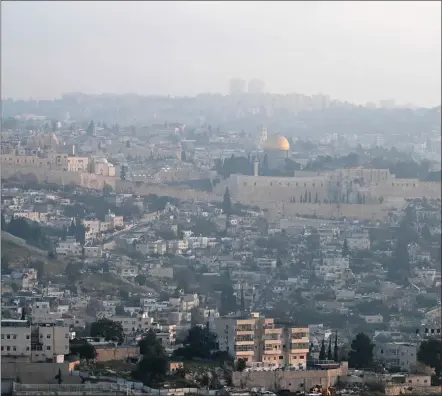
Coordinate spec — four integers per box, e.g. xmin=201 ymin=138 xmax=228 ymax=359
xmin=235 ymin=336 xmax=254 ymax=343
xmin=263 ymin=347 xmax=281 ymax=355
xmin=236 ymin=326 xmax=254 ymax=332
xmin=290 ymin=343 xmax=309 ymax=351
xmin=291 ymin=332 xmax=308 ymax=339
xmin=235 ymin=349 xmax=255 ymax=356
xmin=236 ymin=330 xmax=254 ymax=336
xmin=263 ymin=334 xmax=281 ymax=340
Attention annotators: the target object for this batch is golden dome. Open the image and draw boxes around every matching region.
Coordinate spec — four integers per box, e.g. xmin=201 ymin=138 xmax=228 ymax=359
xmin=263 ymin=135 xmax=290 ymax=151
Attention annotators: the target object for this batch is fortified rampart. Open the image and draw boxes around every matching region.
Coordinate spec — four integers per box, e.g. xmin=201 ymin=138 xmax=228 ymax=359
xmin=1 ymin=165 xmax=116 ymax=190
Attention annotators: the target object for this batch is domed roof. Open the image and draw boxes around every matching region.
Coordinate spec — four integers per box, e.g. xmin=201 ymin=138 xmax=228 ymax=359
xmin=263 ymin=135 xmax=290 ymax=151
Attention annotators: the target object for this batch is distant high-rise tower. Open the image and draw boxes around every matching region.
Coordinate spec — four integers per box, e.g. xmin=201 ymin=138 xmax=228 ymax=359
xmin=229 ymin=78 xmax=246 ymax=95
xmin=248 ymin=79 xmax=265 ymax=94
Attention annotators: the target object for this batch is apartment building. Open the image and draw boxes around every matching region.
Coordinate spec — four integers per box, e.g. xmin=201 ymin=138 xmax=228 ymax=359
xmin=1 ymin=319 xmax=32 ymax=358
xmin=105 ymin=212 xmax=124 ymax=228
xmin=374 ymin=342 xmax=418 ymax=372
xmin=13 ymin=211 xmax=41 ymax=222
xmin=55 ymin=239 xmax=83 ymax=256
xmin=111 ymin=311 xmax=156 ymax=334
xmin=136 ymin=240 xmax=168 ymax=256
xmin=210 ymin=313 xmax=309 ymax=368
xmin=1 ymin=319 xmax=69 ymax=362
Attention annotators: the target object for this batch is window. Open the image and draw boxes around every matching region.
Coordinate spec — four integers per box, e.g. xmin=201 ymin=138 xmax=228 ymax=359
xmin=1 ymin=335 xmax=4 ymax=339
xmin=7 ymin=346 xmax=10 ymax=351
xmin=1 ymin=346 xmax=3 ymax=351
xmin=300 ymin=355 xmax=305 ymax=359
xmin=46 ymin=346 xmax=51 ymax=351
xmin=26 ymin=347 xmax=30 ymax=351
xmin=7 ymin=335 xmax=10 ymax=339
xmin=13 ymin=335 xmax=16 ymax=339
xmin=46 ymin=334 xmax=51 ymax=339
xmin=13 ymin=346 xmax=16 ymax=351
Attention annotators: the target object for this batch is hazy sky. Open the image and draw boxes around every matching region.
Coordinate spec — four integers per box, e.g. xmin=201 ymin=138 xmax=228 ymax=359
xmin=2 ymin=1 xmax=441 ymax=106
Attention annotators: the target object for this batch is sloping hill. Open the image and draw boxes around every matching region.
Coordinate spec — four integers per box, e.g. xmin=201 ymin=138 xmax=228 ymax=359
xmin=1 ymin=231 xmax=66 ymax=274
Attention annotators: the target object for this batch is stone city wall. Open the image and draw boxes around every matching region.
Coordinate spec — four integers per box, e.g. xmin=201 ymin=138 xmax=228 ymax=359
xmin=1 ymin=165 xmax=116 ymax=190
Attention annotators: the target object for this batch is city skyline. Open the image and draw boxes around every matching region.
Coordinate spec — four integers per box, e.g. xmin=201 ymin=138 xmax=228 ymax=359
xmin=1 ymin=1 xmax=441 ymax=106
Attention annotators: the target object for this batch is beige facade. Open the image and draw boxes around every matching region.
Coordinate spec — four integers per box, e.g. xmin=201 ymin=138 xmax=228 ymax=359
xmin=1 ymin=320 xmax=32 ymax=357
xmin=35 ymin=324 xmax=70 ymax=360
xmin=111 ymin=312 xmax=155 ymax=334
xmin=210 ymin=313 xmax=309 ymax=368
xmin=232 ymin=362 xmax=348 ymax=392
xmin=67 ymin=156 xmax=89 ymax=172
xmin=1 ymin=319 xmax=69 ymax=362
xmin=13 ymin=212 xmax=41 ymax=222
xmin=1 ymin=153 xmax=68 ymax=171
xmin=1 ymin=161 xmax=116 ymax=190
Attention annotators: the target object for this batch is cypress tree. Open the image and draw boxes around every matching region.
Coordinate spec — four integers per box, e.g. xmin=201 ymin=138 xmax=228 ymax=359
xmin=319 ymin=339 xmax=326 ymax=360
xmin=333 ymin=331 xmax=339 ymax=362
xmin=327 ymin=336 xmax=332 ymax=360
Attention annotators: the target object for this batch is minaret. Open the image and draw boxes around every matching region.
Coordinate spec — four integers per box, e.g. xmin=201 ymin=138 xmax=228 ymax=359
xmin=253 ymin=159 xmax=259 ymax=177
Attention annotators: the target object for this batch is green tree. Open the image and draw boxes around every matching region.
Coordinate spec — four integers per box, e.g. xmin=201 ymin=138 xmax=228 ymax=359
xmin=319 ymin=339 xmax=326 ymax=360
xmin=103 ymin=183 xmax=113 ymax=196
xmin=388 ymin=237 xmax=410 ymax=283
xmin=139 ymin=330 xmax=166 ymax=358
xmin=223 ymin=187 xmax=232 ymax=231
xmin=334 ymin=332 xmax=339 ymax=362
xmin=421 ymin=224 xmax=432 ymax=241
xmin=236 ymin=358 xmax=247 ymax=372
xmin=55 ymin=368 xmax=63 ymax=385
xmin=70 ymin=339 xmax=97 ymax=361
xmin=327 ymin=337 xmax=332 ymax=360
xmin=2 ymin=255 xmax=10 ymax=273
xmin=133 ymin=354 xmax=168 ymax=386
xmin=87 ymin=120 xmax=95 ymax=136
xmin=220 ymin=282 xmax=237 ymax=316
xmin=348 ymin=333 xmax=374 ymax=369
xmin=173 ymin=325 xmax=217 ymax=361
xmin=90 ymin=319 xmax=124 ymax=343
xmin=115 ymin=305 xmax=126 ymax=316
xmin=342 ymin=238 xmax=349 ymax=257
xmin=417 ymin=338 xmax=442 ymax=378
xmin=133 ymin=330 xmax=168 ymax=385
xmin=135 ymin=274 xmax=147 ymax=286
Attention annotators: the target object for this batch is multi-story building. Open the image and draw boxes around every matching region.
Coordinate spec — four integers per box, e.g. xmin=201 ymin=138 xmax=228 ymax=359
xmin=1 ymin=319 xmax=69 ymax=362
xmin=111 ymin=311 xmax=159 ymax=334
xmin=55 ymin=239 xmax=83 ymax=256
xmin=374 ymin=342 xmax=418 ymax=372
xmin=210 ymin=313 xmax=310 ymax=368
xmin=1 ymin=319 xmax=32 ymax=358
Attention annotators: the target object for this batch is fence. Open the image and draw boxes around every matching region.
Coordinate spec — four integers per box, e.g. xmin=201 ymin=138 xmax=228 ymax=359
xmin=12 ymin=382 xmax=129 ymax=395
xmin=70 ymin=371 xmax=218 ymax=395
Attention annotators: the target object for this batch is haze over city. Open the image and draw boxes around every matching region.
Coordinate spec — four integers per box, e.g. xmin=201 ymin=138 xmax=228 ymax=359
xmin=2 ymin=1 xmax=441 ymax=107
